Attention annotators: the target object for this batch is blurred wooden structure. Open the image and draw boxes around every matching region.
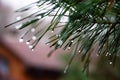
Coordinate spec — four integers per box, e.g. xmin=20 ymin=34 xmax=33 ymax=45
xmin=0 ymin=40 xmax=62 ymax=80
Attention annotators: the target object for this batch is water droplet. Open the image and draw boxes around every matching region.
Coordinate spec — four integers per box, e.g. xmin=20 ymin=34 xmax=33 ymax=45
xmin=96 ymin=54 xmax=99 ymax=56
xmin=29 ymin=45 xmax=33 ymax=49
xmin=110 ymin=62 xmax=112 ymax=64
xmin=32 ymin=36 xmax=37 ymax=40
xmin=89 ymin=15 xmax=92 ymax=18
xmin=56 ymin=34 xmax=61 ymax=37
xmin=105 ymin=12 xmax=116 ymax=23
xmin=19 ymin=38 xmax=24 ymax=43
xmin=26 ymin=41 xmax=30 ymax=45
xmin=110 ymin=16 xmax=116 ymax=23
xmin=106 ymin=52 xmax=109 ymax=56
xmin=58 ymin=34 xmax=61 ymax=37
xmin=15 ymin=24 xmax=22 ymax=29
xmin=68 ymin=47 xmax=71 ymax=50
xmin=46 ymin=44 xmax=49 ymax=45
xmin=16 ymin=16 xmax=21 ymax=20
xmin=57 ymin=34 xmax=61 ymax=37
xmin=51 ymin=30 xmax=54 ymax=33
xmin=31 ymin=28 xmax=35 ymax=32
xmin=105 ymin=54 xmax=108 ymax=56
xmin=57 ymin=40 xmax=63 ymax=46
xmin=71 ymin=40 xmax=74 ymax=43
xmin=31 ymin=49 xmax=34 ymax=51
xmin=37 ymin=16 xmax=41 ymax=19
xmin=103 ymin=17 xmax=107 ymax=20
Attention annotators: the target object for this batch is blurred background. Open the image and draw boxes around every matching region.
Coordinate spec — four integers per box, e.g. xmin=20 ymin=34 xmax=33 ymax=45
xmin=0 ymin=0 xmax=120 ymax=80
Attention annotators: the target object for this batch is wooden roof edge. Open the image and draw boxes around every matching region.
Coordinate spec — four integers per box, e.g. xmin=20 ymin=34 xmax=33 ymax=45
xmin=0 ymin=39 xmax=26 ymax=64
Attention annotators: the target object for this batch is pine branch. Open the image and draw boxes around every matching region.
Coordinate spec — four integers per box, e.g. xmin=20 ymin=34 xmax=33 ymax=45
xmin=3 ymin=0 xmax=120 ymax=73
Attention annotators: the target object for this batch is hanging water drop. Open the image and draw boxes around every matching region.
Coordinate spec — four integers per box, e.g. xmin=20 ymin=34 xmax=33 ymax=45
xmin=51 ymin=30 xmax=54 ymax=33
xmin=110 ymin=61 xmax=112 ymax=64
xmin=16 ymin=16 xmax=21 ymax=20
xmin=105 ymin=54 xmax=108 ymax=56
xmin=57 ymin=40 xmax=63 ymax=46
xmin=71 ymin=40 xmax=74 ymax=43
xmin=29 ymin=45 xmax=33 ymax=49
xmin=19 ymin=38 xmax=24 ymax=43
xmin=46 ymin=44 xmax=49 ymax=45
xmin=31 ymin=49 xmax=34 ymax=51
xmin=105 ymin=52 xmax=109 ymax=56
xmin=58 ymin=34 xmax=61 ymax=37
xmin=32 ymin=36 xmax=37 ymax=40
xmin=89 ymin=15 xmax=92 ymax=18
xmin=37 ymin=16 xmax=41 ymax=19
xmin=56 ymin=34 xmax=61 ymax=38
xmin=105 ymin=11 xmax=116 ymax=23
xmin=96 ymin=54 xmax=99 ymax=56
xmin=26 ymin=41 xmax=30 ymax=45
xmin=31 ymin=28 xmax=36 ymax=32
xmin=68 ymin=47 xmax=71 ymax=50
